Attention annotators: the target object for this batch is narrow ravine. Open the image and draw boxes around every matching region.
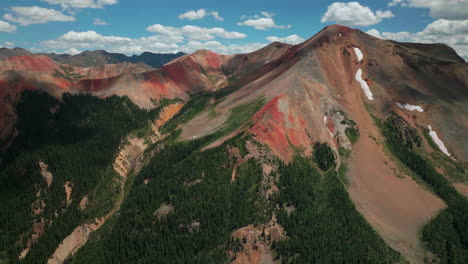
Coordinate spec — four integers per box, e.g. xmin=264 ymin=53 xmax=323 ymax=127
xmin=47 ymin=103 xmax=183 ymax=264
xmin=47 ymin=137 xmax=148 ymax=264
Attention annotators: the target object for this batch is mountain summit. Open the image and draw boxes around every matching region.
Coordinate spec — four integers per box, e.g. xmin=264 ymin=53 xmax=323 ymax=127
xmin=0 ymin=25 xmax=467 ymax=264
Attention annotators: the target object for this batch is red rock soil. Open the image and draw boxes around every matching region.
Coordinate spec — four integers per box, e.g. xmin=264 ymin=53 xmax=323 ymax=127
xmin=184 ymin=25 xmax=457 ymax=262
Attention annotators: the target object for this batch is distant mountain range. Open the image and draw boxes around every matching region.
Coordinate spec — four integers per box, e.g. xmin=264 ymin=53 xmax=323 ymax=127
xmin=0 ymin=47 xmax=185 ymax=68
xmin=0 ymin=25 xmax=467 ymax=264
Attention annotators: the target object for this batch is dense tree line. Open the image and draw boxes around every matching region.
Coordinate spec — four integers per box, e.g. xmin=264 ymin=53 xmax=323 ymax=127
xmin=0 ymin=90 xmax=157 ymax=263
xmin=313 ymin=142 xmax=336 ymax=171
xmin=381 ymin=114 xmax=468 ymax=263
xmin=68 ymin=135 xmax=268 ymax=264
xmin=274 ymin=155 xmax=403 ymax=263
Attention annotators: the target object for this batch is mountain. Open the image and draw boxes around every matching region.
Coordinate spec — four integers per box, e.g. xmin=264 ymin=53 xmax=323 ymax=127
xmin=0 ymin=47 xmax=32 ymax=60
xmin=128 ymin=51 xmax=187 ymax=68
xmin=41 ymin=50 xmax=185 ymax=68
xmin=0 ymin=25 xmax=467 ymax=264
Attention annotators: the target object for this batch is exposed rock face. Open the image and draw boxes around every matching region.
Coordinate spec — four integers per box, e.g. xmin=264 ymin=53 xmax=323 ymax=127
xmin=155 ymin=103 xmax=184 ymax=127
xmin=113 ymin=137 xmax=147 ymax=178
xmin=47 ymin=135 xmax=148 ymax=264
xmin=78 ymin=196 xmax=88 ymax=211
xmin=47 ymin=218 xmax=105 ymax=264
xmin=38 ymin=161 xmax=53 ymax=188
xmin=63 ymin=181 xmax=72 ymax=207
xmin=230 ymin=220 xmax=285 ymax=264
xmin=154 ymin=203 xmax=174 ymax=221
xmin=1 ymin=25 xmax=467 ymax=264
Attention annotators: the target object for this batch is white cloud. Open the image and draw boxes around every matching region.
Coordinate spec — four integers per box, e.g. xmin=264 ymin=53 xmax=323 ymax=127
xmin=422 ymin=19 xmax=468 ymax=35
xmin=93 ymin=18 xmax=109 ymax=25
xmin=42 ymin=30 xmax=181 ymax=55
xmin=388 ymin=0 xmax=406 ymax=7
xmin=367 ymin=19 xmax=468 ymax=59
xmin=146 ymin=24 xmax=246 ymax=40
xmin=40 ymin=0 xmax=118 ymax=9
xmin=64 ymin=47 xmax=80 ymax=55
xmin=181 ymin=40 xmax=267 ymax=54
xmin=387 ymin=0 xmax=468 ymax=20
xmin=238 ymin=11 xmax=291 ymax=30
xmin=321 ymin=2 xmax=394 ymax=27
xmin=0 ymin=20 xmax=17 ymax=32
xmin=266 ymin=34 xmax=305 ymax=44
xmin=2 ymin=42 xmax=15 ymax=48
xmin=41 ymin=29 xmax=263 ymax=55
xmin=43 ymin=30 xmax=132 ymax=49
xmin=178 ymin=9 xmax=224 ymax=21
xmin=210 ymin=11 xmax=223 ymax=21
xmin=4 ymin=6 xmax=75 ymax=26
xmin=178 ymin=9 xmax=206 ymax=20
xmin=366 ymin=28 xmax=383 ymax=38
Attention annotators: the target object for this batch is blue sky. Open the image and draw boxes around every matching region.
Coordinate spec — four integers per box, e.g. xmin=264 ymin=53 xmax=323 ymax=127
xmin=0 ymin=1 xmax=466 ymax=58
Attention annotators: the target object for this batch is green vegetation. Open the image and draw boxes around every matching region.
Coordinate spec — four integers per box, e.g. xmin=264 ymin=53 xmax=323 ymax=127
xmin=275 ymin=156 xmax=403 ymax=263
xmin=0 ymin=90 xmax=157 ymax=264
xmin=422 ymin=128 xmax=467 ymax=182
xmin=313 ymin=142 xmax=336 ymax=171
xmin=218 ymin=99 xmax=264 ymax=136
xmin=345 ymin=126 xmax=360 ymax=144
xmin=0 ymin=251 xmax=9 ymax=264
xmin=338 ymin=146 xmax=351 ymax=159
xmin=158 ymin=97 xmax=183 ymax=108
xmin=162 ymin=94 xmax=264 ymax=146
xmin=422 ymin=128 xmax=440 ymax=152
xmin=53 ymin=65 xmax=84 ymax=80
xmin=3 ymin=87 xmax=467 ymax=264
xmin=162 ymin=93 xmax=211 ymax=134
xmin=381 ymin=114 xmax=468 ymax=263
xmin=68 ymin=134 xmax=269 ymax=264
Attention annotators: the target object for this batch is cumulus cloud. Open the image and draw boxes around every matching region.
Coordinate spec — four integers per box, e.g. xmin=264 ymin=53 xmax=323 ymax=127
xmin=40 ymin=0 xmax=118 ymax=9
xmin=4 ymin=6 xmax=75 ymax=26
xmin=2 ymin=42 xmax=15 ymax=48
xmin=93 ymin=18 xmax=109 ymax=25
xmin=238 ymin=11 xmax=291 ymax=30
xmin=266 ymin=34 xmax=305 ymax=44
xmin=64 ymin=47 xmax=80 ymax=55
xmin=41 ymin=29 xmax=263 ymax=55
xmin=387 ymin=0 xmax=468 ymax=20
xmin=321 ymin=2 xmax=394 ymax=27
xmin=388 ymin=0 xmax=406 ymax=7
xmin=42 ymin=31 xmax=175 ymax=54
xmin=0 ymin=20 xmax=17 ymax=32
xmin=181 ymin=40 xmax=267 ymax=54
xmin=367 ymin=19 xmax=468 ymax=59
xmin=178 ymin=9 xmax=224 ymax=21
xmin=146 ymin=24 xmax=246 ymax=40
xmin=366 ymin=28 xmax=383 ymax=38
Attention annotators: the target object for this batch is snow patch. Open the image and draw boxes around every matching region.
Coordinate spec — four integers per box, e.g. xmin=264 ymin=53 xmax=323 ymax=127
xmin=353 ymin=47 xmax=363 ymax=62
xmin=395 ymin=102 xmax=424 ymax=112
xmin=264 ymin=60 xmax=269 ymax=64
xmin=355 ymin=69 xmax=374 ymax=100
xmin=428 ymin=125 xmax=452 ymax=157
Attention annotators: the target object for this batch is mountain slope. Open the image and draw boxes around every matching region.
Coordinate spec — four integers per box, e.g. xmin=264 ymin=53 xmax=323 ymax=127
xmin=0 ymin=25 xmax=467 ymax=264
xmin=41 ymin=50 xmax=185 ymax=68
xmin=0 ymin=47 xmax=32 ymax=60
